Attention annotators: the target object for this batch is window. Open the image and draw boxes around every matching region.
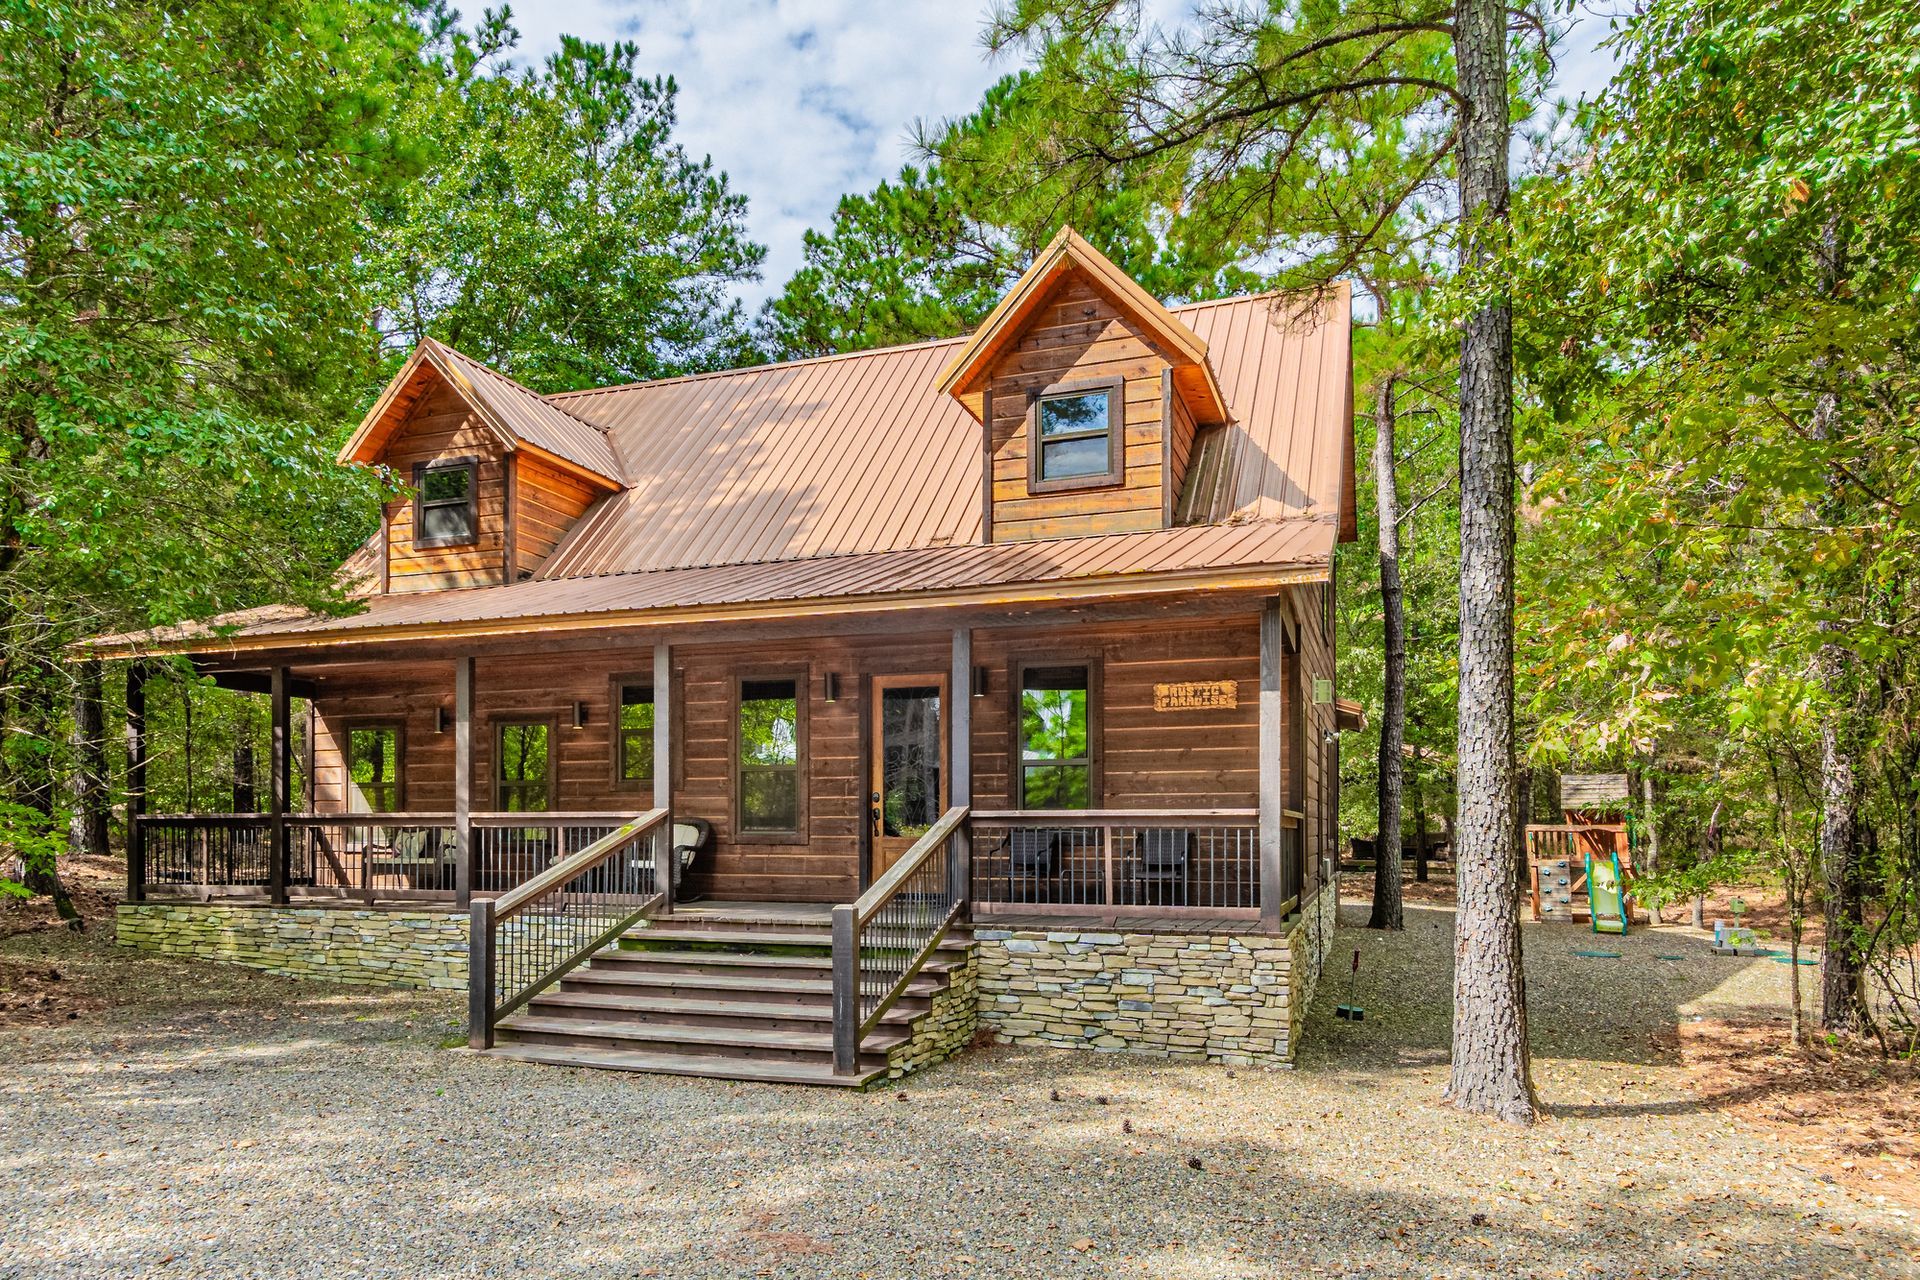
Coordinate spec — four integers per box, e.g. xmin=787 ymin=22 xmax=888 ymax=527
xmin=737 ymin=677 xmax=802 ymax=834
xmin=346 ymin=724 xmax=403 ymax=813
xmin=1030 ymin=378 xmax=1122 ymax=490
xmin=414 ymin=459 xmax=477 ymax=547
xmin=616 ymin=683 xmax=654 ymax=787
xmin=1019 ymin=664 xmax=1092 ymax=808
xmin=495 ymin=720 xmax=552 ymax=812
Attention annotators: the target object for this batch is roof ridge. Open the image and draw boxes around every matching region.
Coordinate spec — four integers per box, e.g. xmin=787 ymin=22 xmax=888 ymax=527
xmin=539 ymin=287 xmax=1322 ymax=405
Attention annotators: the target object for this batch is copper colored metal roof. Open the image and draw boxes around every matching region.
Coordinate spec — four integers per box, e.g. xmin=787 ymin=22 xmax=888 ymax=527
xmin=429 ymin=342 xmax=625 ymax=483
xmin=539 ymin=289 xmax=1351 ymax=579
xmin=94 ymin=519 xmax=1336 ymax=653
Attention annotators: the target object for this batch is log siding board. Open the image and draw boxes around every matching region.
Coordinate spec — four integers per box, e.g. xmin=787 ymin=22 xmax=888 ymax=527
xmin=986 ymin=275 xmax=1177 ymax=542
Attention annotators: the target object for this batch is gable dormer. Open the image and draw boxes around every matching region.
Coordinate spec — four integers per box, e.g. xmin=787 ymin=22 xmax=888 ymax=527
xmin=937 ymin=228 xmax=1229 ymax=543
xmin=339 ymin=340 xmax=623 ymax=593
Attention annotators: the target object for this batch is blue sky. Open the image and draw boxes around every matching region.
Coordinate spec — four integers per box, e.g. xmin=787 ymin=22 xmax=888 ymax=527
xmin=506 ymin=2 xmax=1626 ymax=308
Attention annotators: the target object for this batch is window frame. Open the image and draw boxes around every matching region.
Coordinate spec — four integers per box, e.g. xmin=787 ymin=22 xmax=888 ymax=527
xmin=1010 ymin=655 xmax=1103 ymax=811
xmin=343 ymin=719 xmax=406 ymax=814
xmin=609 ymin=675 xmax=656 ymax=793
xmin=731 ymin=670 xmax=809 ymax=841
xmin=1027 ymin=376 xmax=1125 ymax=494
xmin=491 ymin=714 xmax=558 ymax=814
xmin=412 ymin=457 xmax=480 ymax=550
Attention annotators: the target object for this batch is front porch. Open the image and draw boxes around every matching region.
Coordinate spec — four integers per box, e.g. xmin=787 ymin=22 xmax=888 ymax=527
xmin=114 ymin=594 xmax=1339 ymax=1083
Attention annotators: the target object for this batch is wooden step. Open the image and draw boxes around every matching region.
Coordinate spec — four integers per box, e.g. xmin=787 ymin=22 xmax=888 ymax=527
xmin=481 ymin=1041 xmax=884 ymax=1088
xmin=617 ymin=926 xmax=836 ymax=951
xmin=493 ymin=1013 xmax=905 ymax=1065
xmin=561 ymin=965 xmax=945 ymax=1003
xmin=526 ymin=988 xmax=929 ymax=1032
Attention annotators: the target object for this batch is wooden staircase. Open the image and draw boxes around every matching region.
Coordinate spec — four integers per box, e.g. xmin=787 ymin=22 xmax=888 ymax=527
xmin=481 ymin=910 xmax=973 ymax=1087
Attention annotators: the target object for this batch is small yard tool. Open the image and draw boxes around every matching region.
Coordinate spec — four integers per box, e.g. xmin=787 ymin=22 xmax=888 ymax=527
xmin=1335 ymin=948 xmax=1365 ymax=1021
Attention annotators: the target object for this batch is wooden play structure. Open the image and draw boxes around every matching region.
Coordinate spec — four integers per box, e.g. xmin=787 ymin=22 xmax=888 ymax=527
xmin=1524 ymin=773 xmax=1638 ymax=926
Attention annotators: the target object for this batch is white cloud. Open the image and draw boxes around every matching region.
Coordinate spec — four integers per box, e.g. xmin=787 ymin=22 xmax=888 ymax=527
xmin=502 ymin=0 xmax=1007 ymax=308
xmin=499 ymin=1 xmax=1622 ymax=309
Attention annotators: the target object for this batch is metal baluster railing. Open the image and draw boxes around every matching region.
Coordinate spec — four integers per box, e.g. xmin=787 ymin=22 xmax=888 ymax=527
xmin=467 ymin=809 xmax=668 ymax=1049
xmin=831 ymin=806 xmax=968 ymax=1076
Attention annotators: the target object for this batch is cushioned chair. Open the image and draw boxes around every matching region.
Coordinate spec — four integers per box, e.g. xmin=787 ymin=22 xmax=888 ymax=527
xmin=671 ymin=817 xmax=714 ymax=894
xmin=1009 ymin=828 xmax=1061 ymax=879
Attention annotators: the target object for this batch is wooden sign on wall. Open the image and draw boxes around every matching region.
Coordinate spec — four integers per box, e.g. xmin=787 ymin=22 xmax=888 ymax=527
xmin=1153 ymin=680 xmax=1238 ymax=711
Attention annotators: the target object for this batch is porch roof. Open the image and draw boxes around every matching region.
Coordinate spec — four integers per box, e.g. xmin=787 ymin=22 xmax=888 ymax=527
xmin=89 ymin=517 xmax=1336 ymax=655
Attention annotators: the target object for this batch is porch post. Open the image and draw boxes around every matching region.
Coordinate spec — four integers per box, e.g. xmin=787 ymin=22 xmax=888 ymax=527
xmin=653 ymin=641 xmax=674 ymax=911
xmin=949 ymin=626 xmax=972 ymax=910
xmin=454 ymin=656 xmax=475 ymax=906
xmin=1259 ymin=598 xmax=1286 ymax=933
xmin=124 ymin=663 xmax=148 ymax=903
xmin=269 ymin=666 xmax=290 ymax=905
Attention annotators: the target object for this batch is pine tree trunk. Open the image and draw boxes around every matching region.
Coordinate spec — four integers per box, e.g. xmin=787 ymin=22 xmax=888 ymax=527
xmin=1446 ymin=0 xmax=1535 ymax=1124
xmin=1369 ymin=373 xmax=1406 ymax=931
xmin=1414 ymin=786 xmax=1431 ymax=884
xmin=66 ymin=657 xmax=109 ymax=858
xmin=1808 ymin=217 xmax=1870 ymax=1035
xmin=1640 ymin=768 xmax=1662 ymax=924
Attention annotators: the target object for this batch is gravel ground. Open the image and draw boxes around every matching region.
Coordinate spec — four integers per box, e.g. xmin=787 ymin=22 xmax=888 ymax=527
xmin=1 ymin=903 xmax=1915 ymax=1280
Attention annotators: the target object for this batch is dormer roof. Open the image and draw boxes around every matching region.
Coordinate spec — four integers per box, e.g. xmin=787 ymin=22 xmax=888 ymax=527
xmin=339 ymin=338 xmax=624 ymax=488
xmin=934 ymin=226 xmax=1231 ymax=426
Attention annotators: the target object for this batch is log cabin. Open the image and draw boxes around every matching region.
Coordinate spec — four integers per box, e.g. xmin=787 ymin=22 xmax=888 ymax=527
xmin=96 ymin=229 xmax=1361 ymax=1086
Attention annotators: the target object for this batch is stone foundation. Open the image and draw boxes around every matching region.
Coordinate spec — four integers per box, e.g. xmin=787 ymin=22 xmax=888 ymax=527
xmin=975 ymin=878 xmax=1341 ymax=1066
xmin=883 ymin=948 xmax=979 ymax=1080
xmin=115 ymin=904 xmax=469 ymax=991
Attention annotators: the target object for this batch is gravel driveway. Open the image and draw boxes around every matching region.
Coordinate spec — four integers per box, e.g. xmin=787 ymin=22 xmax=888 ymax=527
xmin=1 ymin=902 xmax=1915 ymax=1280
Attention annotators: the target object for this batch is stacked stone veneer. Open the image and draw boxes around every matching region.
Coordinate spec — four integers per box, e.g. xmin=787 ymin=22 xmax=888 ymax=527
xmin=116 ymin=904 xmax=469 ymax=991
xmin=882 ymin=947 xmax=979 ymax=1080
xmin=975 ymin=878 xmax=1341 ymax=1065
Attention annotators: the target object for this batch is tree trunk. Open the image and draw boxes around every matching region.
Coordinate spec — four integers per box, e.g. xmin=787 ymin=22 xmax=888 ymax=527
xmin=1369 ymin=373 xmax=1406 ymax=931
xmin=1445 ymin=0 xmax=1535 ymax=1124
xmin=1639 ymin=767 xmax=1662 ymax=924
xmin=1413 ymin=782 xmax=1431 ymax=884
xmin=66 ymin=656 xmax=109 ymax=857
xmin=1808 ymin=216 xmax=1871 ymax=1035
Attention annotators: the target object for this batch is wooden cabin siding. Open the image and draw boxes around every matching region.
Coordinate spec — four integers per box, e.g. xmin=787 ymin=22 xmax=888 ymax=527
xmin=986 ymin=275 xmax=1175 ymax=542
xmin=303 ymin=601 xmax=1345 ymax=906
xmin=1292 ymin=582 xmax=1340 ymax=897
xmin=511 ymin=453 xmax=600 ymax=581
xmin=379 ymin=382 xmax=508 ymax=593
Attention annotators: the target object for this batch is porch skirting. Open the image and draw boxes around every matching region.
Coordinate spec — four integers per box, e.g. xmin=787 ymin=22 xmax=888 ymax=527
xmin=973 ymin=877 xmax=1340 ymax=1066
xmin=885 ymin=948 xmax=980 ymax=1081
xmin=115 ymin=904 xmax=469 ymax=992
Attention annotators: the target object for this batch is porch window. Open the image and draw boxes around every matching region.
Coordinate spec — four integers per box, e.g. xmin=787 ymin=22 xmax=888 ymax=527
xmin=1031 ymin=378 xmax=1121 ymax=490
xmin=414 ymin=459 xmax=477 ymax=547
xmin=617 ymin=683 xmax=654 ymax=786
xmin=1019 ymin=665 xmax=1092 ymax=808
xmin=737 ymin=677 xmax=802 ymax=834
xmin=346 ymin=724 xmax=403 ymax=813
xmin=496 ymin=720 xmax=552 ymax=812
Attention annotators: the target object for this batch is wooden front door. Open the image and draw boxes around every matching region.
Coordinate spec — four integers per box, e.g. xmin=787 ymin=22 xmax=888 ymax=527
xmin=868 ymin=674 xmax=948 ymax=879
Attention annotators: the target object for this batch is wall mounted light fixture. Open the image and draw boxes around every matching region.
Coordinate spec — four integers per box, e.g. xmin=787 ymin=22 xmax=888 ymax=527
xmin=822 ymin=672 xmax=840 ymax=703
xmin=434 ymin=706 xmax=450 ymax=734
xmin=971 ymin=666 xmax=989 ymax=698
xmin=572 ymin=701 xmax=589 ymax=729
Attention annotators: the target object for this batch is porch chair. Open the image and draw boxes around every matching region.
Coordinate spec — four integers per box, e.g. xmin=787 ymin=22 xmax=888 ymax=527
xmin=1132 ymin=828 xmax=1191 ymax=908
xmin=671 ymin=817 xmax=713 ymax=896
xmin=1002 ymin=828 xmax=1063 ymax=905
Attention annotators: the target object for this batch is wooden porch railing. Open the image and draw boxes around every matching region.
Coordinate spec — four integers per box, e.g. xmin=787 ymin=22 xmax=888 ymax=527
xmin=831 ymin=805 xmax=969 ymax=1077
xmin=969 ymin=809 xmax=1274 ymax=921
xmin=467 ymin=808 xmax=669 ymax=1049
xmin=130 ymin=812 xmax=638 ymax=905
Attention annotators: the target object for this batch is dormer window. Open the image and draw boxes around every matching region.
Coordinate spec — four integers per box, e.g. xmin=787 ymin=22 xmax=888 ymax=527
xmin=414 ymin=459 xmax=477 ymax=548
xmin=1031 ymin=377 xmax=1122 ymax=492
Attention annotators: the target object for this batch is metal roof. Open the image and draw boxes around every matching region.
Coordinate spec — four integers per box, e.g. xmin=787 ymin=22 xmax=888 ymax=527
xmin=340 ymin=339 xmax=624 ymax=486
xmin=93 ymin=519 xmax=1337 ymax=653
xmin=540 ymin=287 xmax=1351 ymax=579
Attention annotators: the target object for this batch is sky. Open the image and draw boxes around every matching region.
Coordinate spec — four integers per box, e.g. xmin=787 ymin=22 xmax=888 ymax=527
xmin=505 ymin=1 xmax=1626 ymax=310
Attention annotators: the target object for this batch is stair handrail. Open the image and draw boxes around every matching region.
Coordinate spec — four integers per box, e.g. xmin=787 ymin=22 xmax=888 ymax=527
xmin=468 ymin=807 xmax=669 ymax=1049
xmin=831 ymin=805 xmax=969 ymax=1075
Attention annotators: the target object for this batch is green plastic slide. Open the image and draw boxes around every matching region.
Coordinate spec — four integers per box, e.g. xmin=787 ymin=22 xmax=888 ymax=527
xmin=1587 ymin=850 xmax=1629 ymax=935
